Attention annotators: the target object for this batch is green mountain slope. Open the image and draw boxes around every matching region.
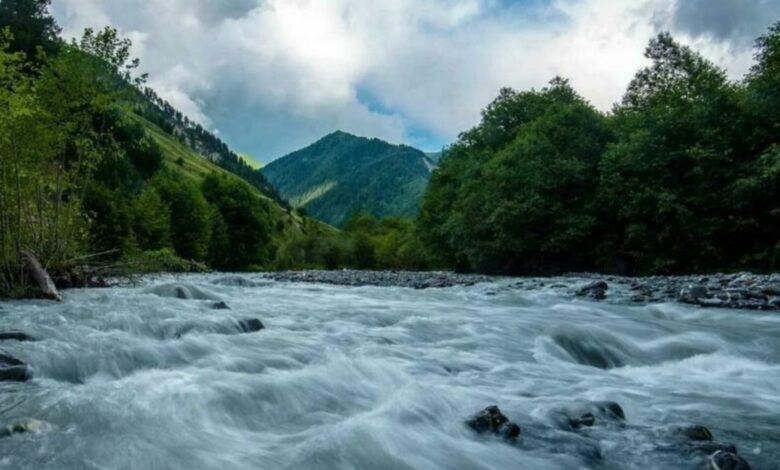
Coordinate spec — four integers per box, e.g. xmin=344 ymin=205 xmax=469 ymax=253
xmin=136 ymin=114 xmax=334 ymax=246
xmin=263 ymin=131 xmax=433 ymax=226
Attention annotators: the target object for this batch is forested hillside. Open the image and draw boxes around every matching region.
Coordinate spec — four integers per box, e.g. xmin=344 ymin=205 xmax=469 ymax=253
xmin=420 ymin=31 xmax=780 ymax=275
xmin=263 ymin=131 xmax=434 ymax=226
xmin=0 ymin=0 xmax=329 ymax=296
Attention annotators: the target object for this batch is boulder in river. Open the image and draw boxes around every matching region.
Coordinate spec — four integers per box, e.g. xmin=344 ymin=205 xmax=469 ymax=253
xmin=0 ymin=352 xmax=31 ymax=382
xmin=211 ymin=301 xmax=231 ymax=310
xmin=677 ymin=424 xmax=713 ymax=441
xmin=547 ymin=401 xmax=626 ymax=431
xmin=0 ymin=419 xmax=49 ymax=438
xmin=0 ymin=331 xmax=36 ymax=342
xmin=466 ymin=406 xmax=522 ymax=441
xmin=679 ymin=285 xmax=710 ymax=304
xmin=709 ymin=450 xmax=752 ymax=470
xmin=146 ymin=283 xmax=223 ymax=302
xmin=237 ymin=318 xmax=265 ymax=333
xmin=211 ymin=276 xmax=257 ymax=287
xmin=576 ymin=280 xmax=608 ymax=300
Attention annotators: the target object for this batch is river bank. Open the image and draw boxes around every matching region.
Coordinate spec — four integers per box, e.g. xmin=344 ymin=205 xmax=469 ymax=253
xmin=264 ymin=270 xmax=780 ymax=311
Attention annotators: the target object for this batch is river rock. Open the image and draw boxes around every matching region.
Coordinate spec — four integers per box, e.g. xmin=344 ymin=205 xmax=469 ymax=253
xmin=146 ymin=283 xmax=223 ymax=302
xmin=211 ymin=301 xmax=231 ymax=310
xmin=709 ymin=450 xmax=752 ymax=470
xmin=466 ymin=406 xmax=522 ymax=441
xmin=0 ymin=352 xmax=31 ymax=382
xmin=237 ymin=318 xmax=265 ymax=333
xmin=677 ymin=424 xmax=713 ymax=441
xmin=548 ymin=401 xmax=626 ymax=431
xmin=679 ymin=285 xmax=710 ymax=304
xmin=211 ymin=276 xmax=257 ymax=287
xmin=761 ymin=284 xmax=780 ymax=296
xmin=0 ymin=419 xmax=49 ymax=438
xmin=576 ymin=280 xmax=608 ymax=300
xmin=0 ymin=331 xmax=36 ymax=342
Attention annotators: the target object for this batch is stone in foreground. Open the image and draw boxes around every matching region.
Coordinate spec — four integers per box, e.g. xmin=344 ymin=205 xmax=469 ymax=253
xmin=709 ymin=450 xmax=752 ymax=470
xmin=237 ymin=318 xmax=265 ymax=333
xmin=466 ymin=406 xmax=522 ymax=441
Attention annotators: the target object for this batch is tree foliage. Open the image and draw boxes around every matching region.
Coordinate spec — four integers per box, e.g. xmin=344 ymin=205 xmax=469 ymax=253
xmin=421 ymin=30 xmax=780 ymax=275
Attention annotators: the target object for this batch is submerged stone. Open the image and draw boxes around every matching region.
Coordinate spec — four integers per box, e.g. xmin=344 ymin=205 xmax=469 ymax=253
xmin=549 ymin=401 xmax=626 ymax=431
xmin=0 ymin=351 xmax=32 ymax=382
xmin=146 ymin=283 xmax=223 ymax=302
xmin=709 ymin=450 xmax=752 ymax=470
xmin=466 ymin=406 xmax=522 ymax=442
xmin=0 ymin=419 xmax=49 ymax=438
xmin=576 ymin=280 xmax=608 ymax=300
xmin=678 ymin=425 xmax=713 ymax=441
xmin=0 ymin=331 xmax=36 ymax=342
xmin=237 ymin=318 xmax=265 ymax=333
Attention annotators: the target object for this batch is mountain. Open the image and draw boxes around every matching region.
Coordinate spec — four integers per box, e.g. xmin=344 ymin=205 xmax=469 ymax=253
xmin=263 ymin=131 xmax=434 ymax=226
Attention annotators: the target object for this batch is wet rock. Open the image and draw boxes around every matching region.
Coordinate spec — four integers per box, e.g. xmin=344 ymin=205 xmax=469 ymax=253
xmin=0 ymin=352 xmax=31 ymax=382
xmin=212 ymin=276 xmax=258 ymax=287
xmin=576 ymin=280 xmax=608 ymax=300
xmin=709 ymin=450 xmax=752 ymax=470
xmin=0 ymin=331 xmax=36 ymax=342
xmin=677 ymin=425 xmax=713 ymax=441
xmin=568 ymin=412 xmax=595 ymax=429
xmin=237 ymin=318 xmax=265 ymax=333
xmin=146 ymin=283 xmax=223 ymax=302
xmin=760 ymin=284 xmax=780 ymax=296
xmin=0 ymin=366 xmax=30 ymax=382
xmin=0 ymin=419 xmax=49 ymax=439
xmin=679 ymin=285 xmax=709 ymax=304
xmin=549 ymin=401 xmax=626 ymax=431
xmin=466 ymin=406 xmax=522 ymax=441
xmin=211 ymin=301 xmax=231 ymax=310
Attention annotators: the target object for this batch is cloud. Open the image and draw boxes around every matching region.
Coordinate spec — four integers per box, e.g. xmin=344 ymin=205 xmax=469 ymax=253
xmin=670 ymin=0 xmax=780 ymax=45
xmin=50 ymin=0 xmax=776 ymax=162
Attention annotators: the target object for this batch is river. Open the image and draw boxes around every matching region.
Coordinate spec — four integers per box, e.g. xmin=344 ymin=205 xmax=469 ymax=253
xmin=0 ymin=274 xmax=778 ymax=469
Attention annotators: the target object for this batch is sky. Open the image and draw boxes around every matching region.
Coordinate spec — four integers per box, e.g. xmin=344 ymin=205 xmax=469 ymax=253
xmin=51 ymin=0 xmax=780 ymax=163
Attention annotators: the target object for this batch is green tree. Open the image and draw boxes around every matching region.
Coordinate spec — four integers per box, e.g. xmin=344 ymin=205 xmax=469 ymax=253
xmin=0 ymin=0 xmax=60 ymax=61
xmin=154 ymin=176 xmax=212 ymax=261
xmin=420 ymin=79 xmax=611 ymax=273
xmin=202 ymin=174 xmax=270 ymax=269
xmin=598 ymin=33 xmax=743 ymax=273
xmin=131 ymin=187 xmax=171 ymax=251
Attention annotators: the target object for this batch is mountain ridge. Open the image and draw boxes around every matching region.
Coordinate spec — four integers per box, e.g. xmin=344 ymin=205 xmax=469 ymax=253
xmin=263 ymin=131 xmax=433 ymax=226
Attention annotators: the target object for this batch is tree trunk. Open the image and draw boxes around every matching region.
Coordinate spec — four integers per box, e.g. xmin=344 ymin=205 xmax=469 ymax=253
xmin=21 ymin=251 xmax=62 ymax=302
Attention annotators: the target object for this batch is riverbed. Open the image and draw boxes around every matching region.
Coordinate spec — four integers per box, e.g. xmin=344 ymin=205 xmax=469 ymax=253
xmin=0 ymin=274 xmax=778 ymax=469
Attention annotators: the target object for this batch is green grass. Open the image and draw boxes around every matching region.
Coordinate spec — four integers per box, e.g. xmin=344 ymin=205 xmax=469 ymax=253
xmin=289 ymin=181 xmax=337 ymax=208
xmin=239 ymin=153 xmax=264 ymax=170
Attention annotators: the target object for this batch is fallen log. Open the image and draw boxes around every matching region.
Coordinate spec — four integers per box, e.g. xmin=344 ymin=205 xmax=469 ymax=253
xmin=21 ymin=251 xmax=62 ymax=302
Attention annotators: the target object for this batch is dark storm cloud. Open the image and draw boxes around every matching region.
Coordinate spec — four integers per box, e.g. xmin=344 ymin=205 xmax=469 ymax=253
xmin=672 ymin=0 xmax=780 ymax=45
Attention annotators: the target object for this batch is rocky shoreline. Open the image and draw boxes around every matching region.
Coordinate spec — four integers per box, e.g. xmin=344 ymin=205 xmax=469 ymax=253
xmin=263 ymin=270 xmax=493 ymax=289
xmin=564 ymin=272 xmax=780 ymax=312
xmin=262 ymin=270 xmax=780 ymax=311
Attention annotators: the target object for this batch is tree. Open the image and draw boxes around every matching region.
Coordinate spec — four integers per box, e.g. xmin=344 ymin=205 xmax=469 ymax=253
xmin=420 ymin=79 xmax=611 ymax=273
xmin=131 ymin=187 xmax=171 ymax=251
xmin=0 ymin=0 xmax=60 ymax=61
xmin=201 ymin=174 xmax=270 ymax=269
xmin=154 ymin=176 xmax=212 ymax=261
xmin=598 ymin=33 xmax=743 ymax=273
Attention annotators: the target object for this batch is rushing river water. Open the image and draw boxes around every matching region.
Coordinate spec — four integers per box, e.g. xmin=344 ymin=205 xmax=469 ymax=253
xmin=0 ymin=274 xmax=779 ymax=470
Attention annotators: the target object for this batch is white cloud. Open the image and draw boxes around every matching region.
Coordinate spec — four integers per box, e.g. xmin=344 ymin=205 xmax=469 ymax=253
xmin=51 ymin=0 xmax=770 ymax=161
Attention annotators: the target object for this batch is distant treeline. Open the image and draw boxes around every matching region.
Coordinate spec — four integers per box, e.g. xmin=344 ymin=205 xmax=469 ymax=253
xmin=419 ymin=29 xmax=780 ymax=275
